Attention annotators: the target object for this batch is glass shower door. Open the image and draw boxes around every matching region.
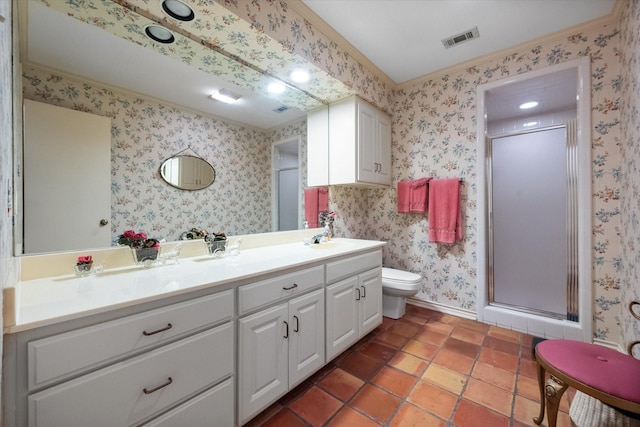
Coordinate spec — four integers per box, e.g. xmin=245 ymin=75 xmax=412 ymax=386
xmin=489 ymin=126 xmax=572 ymax=318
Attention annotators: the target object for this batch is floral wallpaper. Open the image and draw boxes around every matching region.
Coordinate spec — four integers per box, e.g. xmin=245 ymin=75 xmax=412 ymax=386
xmin=22 ymin=65 xmax=306 ymax=243
xmin=619 ymin=0 xmax=640 ymax=355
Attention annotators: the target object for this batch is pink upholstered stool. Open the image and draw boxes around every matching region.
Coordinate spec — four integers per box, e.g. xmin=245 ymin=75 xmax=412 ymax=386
xmin=534 ymin=339 xmax=640 ymax=427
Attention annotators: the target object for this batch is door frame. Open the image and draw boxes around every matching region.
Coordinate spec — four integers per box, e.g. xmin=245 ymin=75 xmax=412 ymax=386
xmin=271 ymin=136 xmax=302 ymax=232
xmin=476 ymin=57 xmax=592 ymax=341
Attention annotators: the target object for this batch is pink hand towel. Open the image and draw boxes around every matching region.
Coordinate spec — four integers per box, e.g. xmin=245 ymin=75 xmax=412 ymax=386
xmin=304 ymin=188 xmax=319 ymax=228
xmin=397 ymin=181 xmax=411 ymax=213
xmin=428 ymin=178 xmax=463 ymax=244
xmin=409 ymin=178 xmax=430 ymax=213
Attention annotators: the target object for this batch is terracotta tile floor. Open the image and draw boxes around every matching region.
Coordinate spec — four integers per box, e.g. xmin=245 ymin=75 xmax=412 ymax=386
xmin=245 ymin=305 xmax=575 ymax=427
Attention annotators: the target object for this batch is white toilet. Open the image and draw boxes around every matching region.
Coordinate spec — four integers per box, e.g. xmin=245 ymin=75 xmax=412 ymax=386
xmin=382 ymin=267 xmax=422 ymax=319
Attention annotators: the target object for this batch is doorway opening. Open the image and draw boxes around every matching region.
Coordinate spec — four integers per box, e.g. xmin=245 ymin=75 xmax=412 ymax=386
xmin=476 ymin=57 xmax=592 ymax=341
xmin=272 ymin=136 xmax=302 ymax=231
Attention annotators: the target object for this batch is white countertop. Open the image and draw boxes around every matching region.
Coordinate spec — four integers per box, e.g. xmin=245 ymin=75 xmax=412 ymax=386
xmin=5 ymin=238 xmax=385 ymax=334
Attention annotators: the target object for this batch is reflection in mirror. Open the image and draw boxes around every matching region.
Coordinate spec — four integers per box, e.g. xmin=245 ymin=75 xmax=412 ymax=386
xmin=160 ymin=155 xmax=216 ymax=191
xmin=16 ymin=0 xmax=337 ymax=255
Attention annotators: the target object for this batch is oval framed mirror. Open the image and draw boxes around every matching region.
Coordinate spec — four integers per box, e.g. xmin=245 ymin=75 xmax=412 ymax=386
xmin=160 ymin=155 xmax=216 ymax=190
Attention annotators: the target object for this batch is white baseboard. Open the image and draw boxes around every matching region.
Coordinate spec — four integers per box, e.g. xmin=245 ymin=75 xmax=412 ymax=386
xmin=593 ymin=338 xmax=625 ymax=353
xmin=407 ymin=298 xmax=477 ymax=321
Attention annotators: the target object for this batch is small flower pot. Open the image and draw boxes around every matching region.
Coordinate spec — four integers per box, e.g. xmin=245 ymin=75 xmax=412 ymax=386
xmin=132 ymin=247 xmax=159 ymax=268
xmin=206 ymin=240 xmax=227 ymax=257
xmin=74 ymin=262 xmax=94 ymax=277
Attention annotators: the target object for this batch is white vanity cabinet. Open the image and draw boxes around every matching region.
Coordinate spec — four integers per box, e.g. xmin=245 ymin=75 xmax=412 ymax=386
xmin=7 ymin=290 xmax=236 ymax=427
xmin=328 ymin=96 xmax=392 ymax=187
xmin=325 ymin=251 xmax=383 ymax=361
xmin=238 ymin=267 xmax=325 ymax=425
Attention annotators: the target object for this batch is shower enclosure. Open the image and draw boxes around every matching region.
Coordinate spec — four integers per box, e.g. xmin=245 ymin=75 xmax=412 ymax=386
xmin=476 ymin=58 xmax=592 ymax=341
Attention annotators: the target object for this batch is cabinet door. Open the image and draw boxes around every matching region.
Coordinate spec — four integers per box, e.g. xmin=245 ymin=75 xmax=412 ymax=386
xmin=325 ymin=277 xmax=359 ymax=361
xmin=376 ymin=112 xmax=392 ymax=185
xmin=288 ymin=289 xmax=325 ymax=388
xmin=359 ymin=268 xmax=383 ymax=337
xmin=356 ymin=100 xmax=378 ymax=184
xmin=238 ymin=304 xmax=289 ymax=425
xmin=307 ymin=106 xmax=329 ymax=186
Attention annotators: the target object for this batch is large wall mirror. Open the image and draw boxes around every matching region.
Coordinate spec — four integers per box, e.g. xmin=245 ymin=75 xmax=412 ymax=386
xmin=16 ymin=0 xmax=348 ymax=255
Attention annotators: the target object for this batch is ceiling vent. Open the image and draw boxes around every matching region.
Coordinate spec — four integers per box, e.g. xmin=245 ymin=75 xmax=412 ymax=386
xmin=442 ymin=26 xmax=480 ymax=49
xmin=273 ymin=106 xmax=289 ymax=113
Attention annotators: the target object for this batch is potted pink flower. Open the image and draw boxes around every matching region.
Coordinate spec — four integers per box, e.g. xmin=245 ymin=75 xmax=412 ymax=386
xmin=117 ymin=230 xmax=160 ymax=265
xmin=76 ymin=255 xmax=94 ymax=272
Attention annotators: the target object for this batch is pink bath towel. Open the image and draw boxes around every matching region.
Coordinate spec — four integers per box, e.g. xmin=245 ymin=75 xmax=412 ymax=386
xmin=428 ymin=178 xmax=463 ymax=244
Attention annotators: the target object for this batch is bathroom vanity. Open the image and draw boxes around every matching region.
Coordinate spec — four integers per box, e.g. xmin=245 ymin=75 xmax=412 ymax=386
xmin=2 ymin=237 xmax=384 ymax=427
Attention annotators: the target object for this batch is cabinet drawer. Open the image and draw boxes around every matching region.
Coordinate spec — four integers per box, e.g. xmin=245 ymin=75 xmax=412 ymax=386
xmin=144 ymin=377 xmax=234 ymax=427
xmin=326 ymin=250 xmax=381 ymax=284
xmin=238 ymin=265 xmax=324 ymax=315
xmin=28 ymin=323 xmax=234 ymax=427
xmin=28 ymin=290 xmax=233 ymax=390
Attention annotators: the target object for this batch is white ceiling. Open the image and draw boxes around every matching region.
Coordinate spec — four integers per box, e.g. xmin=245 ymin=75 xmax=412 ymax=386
xmin=24 ymin=0 xmax=617 ymax=129
xmin=301 ymin=0 xmax=617 ymax=84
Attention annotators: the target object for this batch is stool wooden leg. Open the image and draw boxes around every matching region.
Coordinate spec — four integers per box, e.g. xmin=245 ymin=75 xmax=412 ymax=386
xmin=543 ymin=375 xmax=568 ymax=427
xmin=533 ymin=362 xmax=546 ymax=425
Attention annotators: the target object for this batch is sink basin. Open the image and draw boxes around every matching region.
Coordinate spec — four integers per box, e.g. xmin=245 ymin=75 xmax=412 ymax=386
xmin=308 ymin=240 xmax=352 ymax=250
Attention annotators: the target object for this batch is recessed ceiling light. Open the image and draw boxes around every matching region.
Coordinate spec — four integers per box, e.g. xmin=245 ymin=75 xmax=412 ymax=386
xmin=519 ymin=101 xmax=539 ymax=109
xmin=268 ymin=82 xmax=286 ymax=94
xmin=209 ymin=89 xmax=241 ymax=104
xmin=523 ymin=121 xmax=539 ymax=127
xmin=290 ymin=70 xmax=310 ymax=83
xmin=144 ymin=25 xmax=175 ymax=44
xmin=161 ymin=0 xmax=195 ymax=21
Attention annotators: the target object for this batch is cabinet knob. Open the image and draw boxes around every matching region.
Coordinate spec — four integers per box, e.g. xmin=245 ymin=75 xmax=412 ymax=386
xmin=99 ymin=219 xmax=109 ymax=226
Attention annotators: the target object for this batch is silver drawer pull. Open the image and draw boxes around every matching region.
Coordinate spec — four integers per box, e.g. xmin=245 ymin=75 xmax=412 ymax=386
xmin=143 ymin=377 xmax=173 ymax=394
xmin=282 ymin=283 xmax=298 ymax=291
xmin=142 ymin=323 xmax=173 ymax=336
xmin=361 ymin=286 xmax=366 ymax=298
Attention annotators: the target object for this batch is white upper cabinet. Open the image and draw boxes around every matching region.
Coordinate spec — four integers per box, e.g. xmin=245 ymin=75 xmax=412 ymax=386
xmin=306 ymin=96 xmax=391 ymax=187
xmin=306 ymin=105 xmax=329 ymax=187
xmin=329 ymin=96 xmax=392 ymax=187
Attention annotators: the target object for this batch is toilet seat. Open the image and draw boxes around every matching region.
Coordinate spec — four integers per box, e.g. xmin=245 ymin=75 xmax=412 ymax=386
xmin=382 ymin=267 xmax=422 ymax=291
